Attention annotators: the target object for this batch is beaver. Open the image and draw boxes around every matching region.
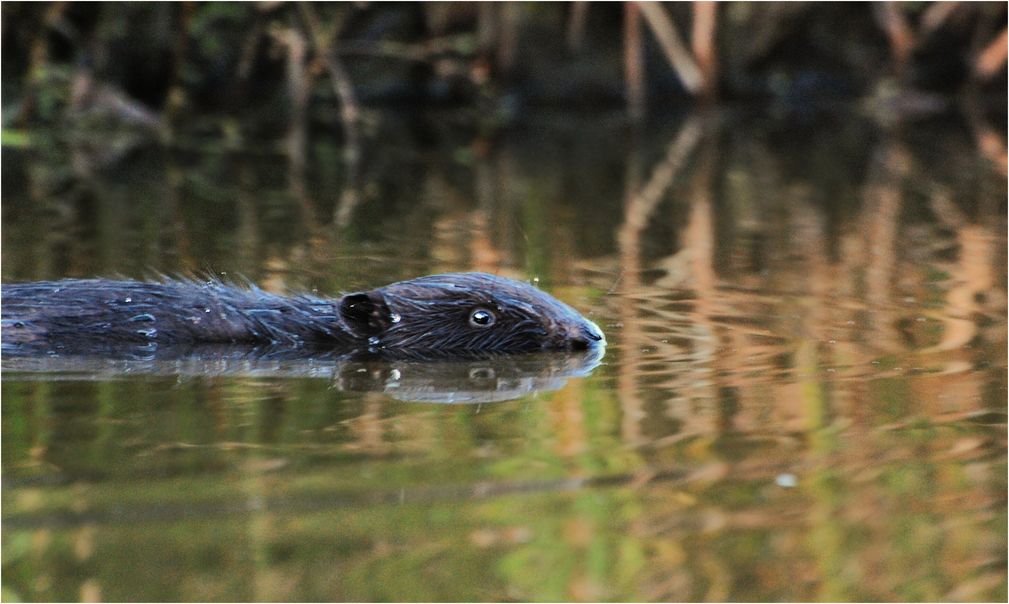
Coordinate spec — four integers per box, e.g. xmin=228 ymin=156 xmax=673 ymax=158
xmin=1 ymin=272 xmax=605 ymax=358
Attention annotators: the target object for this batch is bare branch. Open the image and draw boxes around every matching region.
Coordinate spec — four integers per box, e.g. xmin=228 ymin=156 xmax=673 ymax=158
xmin=691 ymin=1 xmax=718 ymax=99
xmin=974 ymin=28 xmax=1008 ymax=81
xmin=920 ymin=1 xmax=962 ymax=37
xmin=567 ymin=1 xmax=589 ymax=52
xmin=637 ymin=1 xmax=703 ymax=94
xmin=298 ymin=3 xmax=361 ymax=147
xmin=624 ymin=3 xmax=646 ymax=119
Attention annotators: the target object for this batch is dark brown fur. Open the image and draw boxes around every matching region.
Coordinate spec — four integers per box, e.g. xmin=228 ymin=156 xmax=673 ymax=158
xmin=1 ymin=273 xmax=604 ymax=358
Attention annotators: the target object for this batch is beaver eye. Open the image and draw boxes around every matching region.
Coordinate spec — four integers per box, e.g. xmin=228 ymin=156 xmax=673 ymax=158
xmin=469 ymin=308 xmax=496 ymax=328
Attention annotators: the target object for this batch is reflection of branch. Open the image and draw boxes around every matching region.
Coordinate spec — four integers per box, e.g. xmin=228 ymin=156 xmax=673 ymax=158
xmin=617 ymin=135 xmax=645 ymax=446
xmin=282 ymin=26 xmax=310 ymax=173
xmin=681 ymin=143 xmax=715 ymax=309
xmin=789 ymin=199 xmax=833 ymax=432
xmin=346 ymin=395 xmax=392 ymax=455
xmin=616 ymin=117 xmax=704 ymax=445
xmin=298 ymin=3 xmax=363 ymax=226
xmin=677 ymin=141 xmax=720 ymax=430
xmin=16 ymin=2 xmax=70 ymax=125
xmin=861 ymin=143 xmax=908 ymax=353
xmin=272 ymin=24 xmax=319 ymax=234
xmin=620 ymin=117 xmax=703 ymax=237
xmin=924 ymin=189 xmax=993 ymax=353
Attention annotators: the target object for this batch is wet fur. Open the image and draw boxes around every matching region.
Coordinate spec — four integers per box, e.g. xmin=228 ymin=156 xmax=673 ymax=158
xmin=1 ymin=273 xmax=603 ymax=357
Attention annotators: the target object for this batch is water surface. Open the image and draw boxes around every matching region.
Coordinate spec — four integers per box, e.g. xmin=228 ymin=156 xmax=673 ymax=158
xmin=2 ymin=109 xmax=1006 ymax=601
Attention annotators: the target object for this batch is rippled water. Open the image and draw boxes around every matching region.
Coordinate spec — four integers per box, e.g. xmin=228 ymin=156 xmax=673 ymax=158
xmin=2 ymin=110 xmax=1006 ymax=602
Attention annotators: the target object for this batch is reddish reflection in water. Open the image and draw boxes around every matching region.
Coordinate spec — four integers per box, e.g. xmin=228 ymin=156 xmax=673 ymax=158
xmin=2 ymin=110 xmax=1005 ymax=602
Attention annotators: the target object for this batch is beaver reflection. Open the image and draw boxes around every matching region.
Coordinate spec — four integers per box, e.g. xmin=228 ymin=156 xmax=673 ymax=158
xmin=2 ymin=348 xmax=605 ymax=404
xmin=2 ymin=272 xmax=605 ymax=358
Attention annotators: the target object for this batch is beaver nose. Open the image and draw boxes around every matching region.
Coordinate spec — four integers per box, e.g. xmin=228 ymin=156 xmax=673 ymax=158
xmin=570 ymin=320 xmax=606 ymax=350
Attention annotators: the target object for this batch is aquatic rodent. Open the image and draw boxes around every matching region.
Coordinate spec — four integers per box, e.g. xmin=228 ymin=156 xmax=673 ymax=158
xmin=1 ymin=273 xmax=605 ymax=357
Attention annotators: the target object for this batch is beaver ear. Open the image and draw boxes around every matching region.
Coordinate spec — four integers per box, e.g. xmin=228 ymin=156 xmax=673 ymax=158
xmin=339 ymin=291 xmax=394 ymax=338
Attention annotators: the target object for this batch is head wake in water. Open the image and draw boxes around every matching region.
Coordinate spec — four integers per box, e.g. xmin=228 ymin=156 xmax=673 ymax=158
xmin=1 ymin=273 xmax=605 ymax=359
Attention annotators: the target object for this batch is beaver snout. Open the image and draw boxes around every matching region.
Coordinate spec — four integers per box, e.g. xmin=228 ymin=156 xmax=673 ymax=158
xmin=556 ymin=319 xmax=606 ymax=351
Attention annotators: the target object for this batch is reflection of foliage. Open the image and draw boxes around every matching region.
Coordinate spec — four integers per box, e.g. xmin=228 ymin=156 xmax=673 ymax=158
xmin=2 ymin=80 xmax=1006 ymax=601
xmin=3 ymin=326 xmax=1004 ymax=601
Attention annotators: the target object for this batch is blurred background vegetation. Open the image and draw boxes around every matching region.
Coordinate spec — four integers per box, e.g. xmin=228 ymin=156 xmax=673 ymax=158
xmin=2 ymin=1 xmax=1006 ymax=145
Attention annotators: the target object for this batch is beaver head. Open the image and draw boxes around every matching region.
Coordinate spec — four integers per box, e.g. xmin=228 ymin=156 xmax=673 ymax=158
xmin=338 ymin=272 xmax=605 ymax=354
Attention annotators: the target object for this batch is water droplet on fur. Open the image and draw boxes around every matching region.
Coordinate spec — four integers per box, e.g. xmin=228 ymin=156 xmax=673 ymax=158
xmin=368 ymin=336 xmax=380 ymax=346
xmin=124 ymin=297 xmax=132 ymax=303
xmin=129 ymin=313 xmax=156 ymax=323
xmin=390 ymin=313 xmax=401 ymax=324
